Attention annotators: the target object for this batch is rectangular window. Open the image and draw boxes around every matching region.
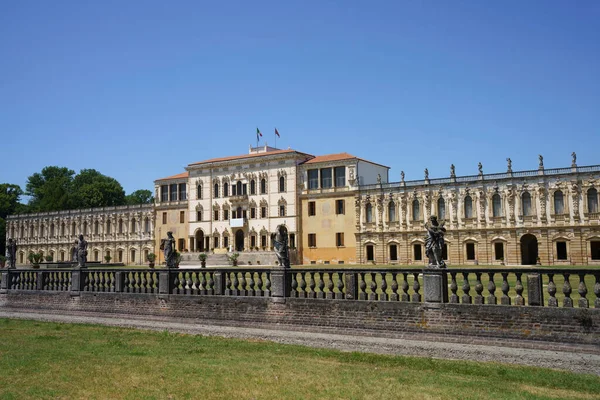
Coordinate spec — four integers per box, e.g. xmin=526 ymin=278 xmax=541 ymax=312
xmin=179 ymin=211 xmax=185 ymax=223
xmin=179 ymin=183 xmax=187 ymax=201
xmin=413 ymin=244 xmax=422 ymax=261
xmin=308 ymin=169 xmax=319 ymax=189
xmin=320 ymin=168 xmax=332 ymax=189
xmin=178 ymin=238 xmax=185 ymax=251
xmin=214 ymin=210 xmax=219 ymax=221
xmin=591 ymin=241 xmax=600 ymax=260
xmin=250 ymin=208 xmax=256 ymax=219
xmin=290 ymin=233 xmax=295 ymax=248
xmin=196 ymin=211 xmax=202 ymax=222
xmin=308 ymin=201 xmax=316 ymax=216
xmin=366 ymin=245 xmax=374 ymax=262
xmin=308 ymin=233 xmax=316 ymax=247
xmin=261 ymin=235 xmax=267 ymax=248
xmin=118 ymin=250 xmax=123 ymax=262
xmin=161 ymin=185 xmax=168 ymax=202
xmin=224 ymin=209 xmax=229 ymax=220
xmin=334 ymin=166 xmax=346 ymax=187
xmin=279 ymin=205 xmax=285 ymax=216
xmin=261 ymin=207 xmax=267 ymax=218
xmin=224 ymin=236 xmax=229 ymax=248
xmin=170 ymin=184 xmax=178 ymax=201
xmin=162 ymin=212 xmax=167 ymax=224
xmin=466 ymin=243 xmax=476 ymax=260
xmin=214 ymin=237 xmax=219 ymax=249
xmin=336 ymin=199 xmax=345 ymax=215
xmin=390 ymin=245 xmax=398 ymax=261
xmin=336 ymin=232 xmax=344 ymax=247
xmin=494 ymin=242 xmax=504 ymax=260
xmin=556 ymin=242 xmax=568 ymax=260
xmin=250 ymin=236 xmax=256 ymax=248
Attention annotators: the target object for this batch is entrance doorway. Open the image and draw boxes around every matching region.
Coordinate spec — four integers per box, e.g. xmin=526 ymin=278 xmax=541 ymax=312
xmin=520 ymin=234 xmax=538 ymax=265
xmin=195 ymin=230 xmax=205 ymax=252
xmin=235 ymin=230 xmax=245 ymax=251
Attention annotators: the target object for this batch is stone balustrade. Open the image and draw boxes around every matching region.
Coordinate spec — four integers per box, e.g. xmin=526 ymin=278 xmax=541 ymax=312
xmin=2 ymin=267 xmax=599 ymax=308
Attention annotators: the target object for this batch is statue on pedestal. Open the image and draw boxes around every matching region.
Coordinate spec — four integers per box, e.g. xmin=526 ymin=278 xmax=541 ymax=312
xmin=6 ymin=238 xmax=17 ymax=269
xmin=77 ymin=234 xmax=88 ymax=268
xmin=425 ymin=216 xmax=446 ymax=269
xmin=161 ymin=231 xmax=177 ymax=268
xmin=271 ymin=224 xmax=290 ymax=268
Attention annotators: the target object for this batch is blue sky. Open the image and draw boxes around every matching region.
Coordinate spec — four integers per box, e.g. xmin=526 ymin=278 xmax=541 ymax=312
xmin=1 ymin=0 xmax=598 ymax=196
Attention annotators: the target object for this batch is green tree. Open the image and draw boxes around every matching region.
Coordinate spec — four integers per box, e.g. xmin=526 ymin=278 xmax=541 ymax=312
xmin=125 ymin=189 xmax=154 ymax=205
xmin=72 ymin=169 xmax=126 ymax=208
xmin=0 ymin=183 xmax=24 ymax=219
xmin=25 ymin=166 xmax=75 ymax=212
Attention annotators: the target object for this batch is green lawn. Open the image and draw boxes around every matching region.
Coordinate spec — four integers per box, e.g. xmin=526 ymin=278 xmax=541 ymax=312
xmin=0 ymin=319 xmax=598 ymax=400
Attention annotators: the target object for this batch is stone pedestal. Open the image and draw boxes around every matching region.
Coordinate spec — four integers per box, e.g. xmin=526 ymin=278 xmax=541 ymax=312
xmin=423 ymin=270 xmax=448 ymax=303
xmin=270 ymin=268 xmax=291 ymax=302
xmin=527 ymin=273 xmax=544 ymax=306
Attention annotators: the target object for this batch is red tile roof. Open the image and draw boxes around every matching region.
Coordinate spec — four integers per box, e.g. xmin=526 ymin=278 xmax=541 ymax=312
xmin=189 ymin=149 xmax=313 ymax=166
xmin=155 ymin=171 xmax=189 ymax=182
xmin=303 ymin=152 xmax=390 ymax=168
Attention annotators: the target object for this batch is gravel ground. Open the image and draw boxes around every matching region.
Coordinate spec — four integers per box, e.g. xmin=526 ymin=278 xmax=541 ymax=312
xmin=1 ymin=309 xmax=599 ymax=376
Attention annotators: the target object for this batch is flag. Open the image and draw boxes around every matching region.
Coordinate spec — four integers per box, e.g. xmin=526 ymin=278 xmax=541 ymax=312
xmin=275 ymin=128 xmax=280 ymax=138
xmin=256 ymin=127 xmax=262 ymax=141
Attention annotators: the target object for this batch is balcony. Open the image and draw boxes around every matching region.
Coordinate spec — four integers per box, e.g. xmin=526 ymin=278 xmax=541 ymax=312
xmin=229 ymin=194 xmax=249 ymax=204
xmin=230 ymin=218 xmax=247 ymax=228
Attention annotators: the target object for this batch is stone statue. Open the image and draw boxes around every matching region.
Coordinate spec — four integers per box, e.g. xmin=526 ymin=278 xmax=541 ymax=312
xmin=71 ymin=240 xmax=79 ymax=263
xmin=377 ymin=174 xmax=382 ymax=184
xmin=538 ymin=154 xmax=544 ymax=169
xmin=424 ymin=168 xmax=429 ymax=180
xmin=6 ymin=238 xmax=17 ymax=269
xmin=572 ymin=152 xmax=577 ymax=166
xmin=478 ymin=162 xmax=483 ymax=175
xmin=161 ymin=231 xmax=177 ymax=268
xmin=450 ymin=164 xmax=455 ymax=178
xmin=77 ymin=234 xmax=88 ymax=268
xmin=506 ymin=158 xmax=512 ymax=172
xmin=400 ymin=171 xmax=405 ymax=182
xmin=425 ymin=216 xmax=446 ymax=269
xmin=270 ymin=224 xmax=290 ymax=268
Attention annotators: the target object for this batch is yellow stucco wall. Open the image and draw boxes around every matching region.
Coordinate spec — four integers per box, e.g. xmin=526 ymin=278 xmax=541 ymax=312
xmin=154 ymin=206 xmax=189 ymax=263
xmin=300 ymin=194 xmax=356 ymax=264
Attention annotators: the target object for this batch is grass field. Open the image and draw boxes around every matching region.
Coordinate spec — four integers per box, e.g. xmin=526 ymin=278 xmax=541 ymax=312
xmin=0 ymin=319 xmax=598 ymax=400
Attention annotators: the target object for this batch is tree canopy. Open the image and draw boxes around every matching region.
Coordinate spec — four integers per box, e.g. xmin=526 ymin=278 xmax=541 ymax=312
xmin=72 ymin=169 xmax=126 ymax=208
xmin=125 ymin=189 xmax=154 ymax=205
xmin=25 ymin=166 xmax=75 ymax=212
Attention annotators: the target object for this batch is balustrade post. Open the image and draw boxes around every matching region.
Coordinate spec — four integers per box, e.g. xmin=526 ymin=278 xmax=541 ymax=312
xmin=423 ymin=269 xmax=448 ymax=303
xmin=527 ymin=273 xmax=544 ymax=306
xmin=115 ymin=271 xmax=125 ymax=293
xmin=70 ymin=269 xmax=85 ymax=295
xmin=213 ymin=271 xmax=226 ymax=295
xmin=344 ymin=272 xmax=358 ymax=300
xmin=158 ymin=270 xmax=171 ymax=296
xmin=270 ymin=268 xmax=291 ymax=302
xmin=0 ymin=270 xmax=9 ymax=293
xmin=37 ymin=271 xmax=47 ymax=290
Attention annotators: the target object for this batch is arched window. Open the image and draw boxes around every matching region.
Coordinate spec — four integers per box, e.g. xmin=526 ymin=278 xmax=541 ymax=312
xmin=60 ymin=223 xmax=65 ymax=236
xmin=437 ymin=198 xmax=446 ymax=220
xmin=83 ymin=221 xmax=88 ymax=235
xmin=144 ymin=217 xmax=150 ymax=233
xmin=588 ymin=188 xmax=598 ymax=213
xmin=107 ymin=220 xmax=112 ymax=234
xmin=131 ymin=219 xmax=136 ymax=232
xmin=197 ymin=184 xmax=202 ymax=199
xmin=40 ymin=224 xmax=45 ymax=236
xmin=118 ymin=219 xmax=123 ymax=234
xmin=412 ymin=199 xmax=420 ymax=221
xmin=94 ymin=221 xmax=99 ymax=234
xmin=366 ymin=203 xmax=373 ymax=223
xmin=388 ymin=202 xmax=396 ymax=222
xmin=29 ymin=225 xmax=34 ymax=237
xmin=554 ymin=190 xmax=564 ymax=214
xmin=279 ymin=176 xmax=285 ymax=192
xmin=492 ymin=194 xmax=502 ymax=217
xmin=223 ymin=182 xmax=229 ymax=197
xmin=20 ymin=226 xmax=24 ymax=237
xmin=71 ymin=222 xmax=76 ymax=236
xmin=464 ymin=196 xmax=473 ymax=218
xmin=236 ymin=181 xmax=242 ymax=195
xmin=50 ymin=224 xmax=55 ymax=237
xmin=250 ymin=180 xmax=256 ymax=195
xmin=522 ymin=192 xmax=532 ymax=216
xmin=260 ymin=179 xmax=267 ymax=194
xmin=214 ymin=183 xmax=220 ymax=198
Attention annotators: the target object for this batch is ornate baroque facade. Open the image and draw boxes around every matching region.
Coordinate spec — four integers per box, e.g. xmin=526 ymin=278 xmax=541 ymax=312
xmin=5 ymin=205 xmax=154 ymax=266
xmin=355 ymin=163 xmax=600 ymax=265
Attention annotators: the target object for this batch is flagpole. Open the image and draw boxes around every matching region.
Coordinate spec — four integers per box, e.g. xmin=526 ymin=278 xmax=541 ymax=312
xmin=274 ymin=128 xmax=277 ymax=149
